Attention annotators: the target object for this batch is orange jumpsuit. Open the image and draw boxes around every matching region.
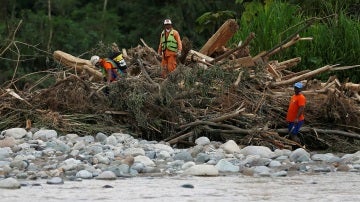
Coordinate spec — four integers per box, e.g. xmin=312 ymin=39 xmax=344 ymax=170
xmin=158 ymin=29 xmax=182 ymax=78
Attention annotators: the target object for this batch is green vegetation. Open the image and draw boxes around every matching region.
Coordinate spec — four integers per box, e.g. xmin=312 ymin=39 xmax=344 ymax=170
xmin=231 ymin=0 xmax=360 ymax=82
xmin=0 ymin=0 xmax=359 ymax=85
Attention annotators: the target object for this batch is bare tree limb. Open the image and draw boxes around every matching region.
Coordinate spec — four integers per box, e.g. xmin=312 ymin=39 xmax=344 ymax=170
xmin=0 ymin=20 xmax=22 ymax=57
xmin=212 ymin=32 xmax=255 ymax=63
xmin=270 ymin=64 xmax=338 ymax=87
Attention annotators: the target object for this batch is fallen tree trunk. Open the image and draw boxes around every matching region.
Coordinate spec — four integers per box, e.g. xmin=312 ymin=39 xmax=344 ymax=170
xmin=270 ymin=64 xmax=337 ymax=87
xmin=199 ymin=19 xmax=239 ymax=56
xmin=53 ymin=50 xmax=103 ymax=81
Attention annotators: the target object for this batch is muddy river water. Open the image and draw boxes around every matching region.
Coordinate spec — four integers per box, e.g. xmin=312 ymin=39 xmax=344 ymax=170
xmin=1 ymin=172 xmax=359 ymax=202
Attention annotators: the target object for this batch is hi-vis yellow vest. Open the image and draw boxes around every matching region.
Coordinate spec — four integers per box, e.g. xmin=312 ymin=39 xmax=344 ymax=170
xmin=161 ymin=30 xmax=178 ymax=52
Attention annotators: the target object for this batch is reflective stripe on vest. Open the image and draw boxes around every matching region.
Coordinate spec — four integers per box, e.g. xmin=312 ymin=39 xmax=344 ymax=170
xmin=161 ymin=30 xmax=178 ymax=52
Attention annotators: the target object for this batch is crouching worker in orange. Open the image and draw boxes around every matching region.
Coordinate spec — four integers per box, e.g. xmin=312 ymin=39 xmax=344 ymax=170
xmin=90 ymin=55 xmax=122 ymax=85
xmin=158 ymin=18 xmax=182 ymax=78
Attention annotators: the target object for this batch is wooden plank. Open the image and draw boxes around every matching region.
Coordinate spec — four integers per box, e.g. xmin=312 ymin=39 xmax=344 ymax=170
xmin=199 ymin=19 xmax=239 ymax=56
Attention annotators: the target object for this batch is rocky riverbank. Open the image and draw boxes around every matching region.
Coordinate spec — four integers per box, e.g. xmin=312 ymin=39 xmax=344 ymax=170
xmin=0 ymin=128 xmax=359 ymax=189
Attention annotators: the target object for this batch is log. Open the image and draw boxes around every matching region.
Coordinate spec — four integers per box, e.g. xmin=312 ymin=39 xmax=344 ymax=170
xmin=344 ymin=82 xmax=360 ymax=92
xmin=266 ymin=63 xmax=281 ymax=79
xmin=266 ymin=34 xmax=301 ymax=58
xmin=199 ymin=19 xmax=239 ymax=56
xmin=354 ymin=92 xmax=360 ymax=102
xmin=5 ymin=88 xmax=32 ymax=106
xmin=275 ymin=57 xmax=301 ymax=70
xmin=53 ymin=50 xmax=103 ymax=81
xmin=270 ymin=64 xmax=337 ymax=87
xmin=167 ymin=106 xmax=245 ymax=144
xmin=224 ymin=56 xmax=255 ymax=70
xmin=192 ymin=58 xmax=213 ymax=67
xmin=276 ymin=127 xmax=360 ymax=140
xmin=53 ymin=50 xmax=91 ymax=67
xmin=330 ymin=64 xmax=360 ymax=71
xmin=213 ymin=32 xmax=255 ymax=63
xmin=187 ymin=50 xmax=214 ymax=63
xmin=167 ymin=131 xmax=193 ymax=144
xmin=281 ymin=70 xmax=311 ymax=80
xmin=263 ymin=18 xmax=315 ymax=58
xmin=179 ymin=105 xmax=245 ymax=129
xmin=253 ymin=35 xmax=301 ymax=66
xmin=252 ymin=51 xmax=267 ymax=66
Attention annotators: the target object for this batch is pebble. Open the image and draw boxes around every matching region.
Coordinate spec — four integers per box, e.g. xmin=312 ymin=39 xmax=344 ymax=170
xmin=47 ymin=177 xmax=64 ymax=184
xmin=102 ymin=185 xmax=113 ymax=188
xmin=181 ymin=184 xmax=194 ymax=188
xmin=0 ymin=177 xmax=21 ymax=189
xmin=0 ymin=127 xmax=358 ymax=187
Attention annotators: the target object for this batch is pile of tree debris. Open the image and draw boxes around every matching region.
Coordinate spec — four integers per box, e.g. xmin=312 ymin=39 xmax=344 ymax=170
xmin=1 ymin=19 xmax=360 ymax=153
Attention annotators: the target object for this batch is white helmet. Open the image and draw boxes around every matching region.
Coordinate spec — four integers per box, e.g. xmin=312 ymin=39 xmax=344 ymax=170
xmin=90 ymin=55 xmax=100 ymax=66
xmin=163 ymin=19 xmax=172 ymax=25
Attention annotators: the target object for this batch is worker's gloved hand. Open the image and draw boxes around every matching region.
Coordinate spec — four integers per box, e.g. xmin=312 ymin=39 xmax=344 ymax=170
xmin=177 ymin=51 xmax=182 ymax=58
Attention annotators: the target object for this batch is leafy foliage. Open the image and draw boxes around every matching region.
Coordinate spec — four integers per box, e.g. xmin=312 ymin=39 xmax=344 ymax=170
xmin=231 ymin=0 xmax=360 ymax=82
xmin=0 ymin=0 xmax=359 ymax=85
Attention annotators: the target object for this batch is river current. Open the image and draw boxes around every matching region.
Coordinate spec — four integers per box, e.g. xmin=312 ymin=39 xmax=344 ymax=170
xmin=1 ymin=172 xmax=359 ymax=202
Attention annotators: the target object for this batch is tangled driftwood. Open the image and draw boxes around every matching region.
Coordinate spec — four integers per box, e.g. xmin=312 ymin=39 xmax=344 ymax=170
xmin=1 ymin=19 xmax=360 ymax=153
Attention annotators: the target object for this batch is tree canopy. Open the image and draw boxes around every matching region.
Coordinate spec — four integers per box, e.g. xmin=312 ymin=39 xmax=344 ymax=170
xmin=0 ymin=0 xmax=359 ymax=84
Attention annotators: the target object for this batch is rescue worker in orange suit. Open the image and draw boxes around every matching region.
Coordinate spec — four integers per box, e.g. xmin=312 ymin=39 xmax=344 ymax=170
xmin=90 ymin=55 xmax=122 ymax=85
xmin=157 ymin=19 xmax=182 ymax=78
xmin=286 ymin=82 xmax=306 ymax=144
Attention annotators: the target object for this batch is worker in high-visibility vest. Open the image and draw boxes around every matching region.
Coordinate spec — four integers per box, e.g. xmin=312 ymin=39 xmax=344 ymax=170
xmin=157 ymin=19 xmax=182 ymax=78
